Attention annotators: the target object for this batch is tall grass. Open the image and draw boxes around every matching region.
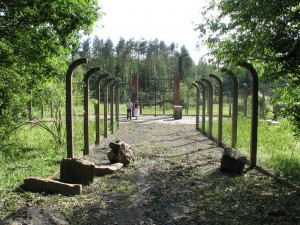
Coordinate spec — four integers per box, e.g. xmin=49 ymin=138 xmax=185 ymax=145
xmin=212 ymin=116 xmax=300 ymax=181
xmin=0 ymin=117 xmax=103 ymax=191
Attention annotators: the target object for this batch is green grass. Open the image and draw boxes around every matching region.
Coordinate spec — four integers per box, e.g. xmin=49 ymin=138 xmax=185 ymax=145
xmin=0 ymin=118 xmax=105 ymax=191
xmin=211 ymin=116 xmax=300 ymax=181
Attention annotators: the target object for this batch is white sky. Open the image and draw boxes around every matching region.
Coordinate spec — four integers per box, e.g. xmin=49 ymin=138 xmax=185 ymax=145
xmin=92 ymin=0 xmax=209 ymax=63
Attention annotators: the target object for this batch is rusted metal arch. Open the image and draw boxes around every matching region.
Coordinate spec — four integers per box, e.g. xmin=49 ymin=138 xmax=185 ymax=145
xmin=209 ymin=74 xmax=224 ymax=147
xmin=83 ymin=67 xmax=101 ymax=155
xmin=201 ymin=78 xmax=214 ymax=139
xmin=221 ymin=68 xmax=238 ymax=148
xmin=66 ymin=58 xmax=88 ymax=158
xmin=238 ymin=62 xmax=259 ymax=168
xmin=195 ymin=80 xmax=206 ymax=135
xmin=192 ymin=82 xmax=200 ymax=130
xmin=95 ymin=73 xmax=111 ymax=146
xmin=115 ymin=82 xmax=123 ymax=130
xmin=110 ymin=79 xmax=122 ymax=134
xmin=104 ymin=77 xmax=116 ymax=138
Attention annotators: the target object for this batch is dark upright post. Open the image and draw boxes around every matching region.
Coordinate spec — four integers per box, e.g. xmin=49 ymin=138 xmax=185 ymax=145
xmin=196 ymin=81 xmax=206 ymax=135
xmin=110 ymin=80 xmax=120 ymax=134
xmin=131 ymin=74 xmax=138 ymax=103
xmin=173 ymin=75 xmax=182 ymax=119
xmin=239 ymin=62 xmax=259 ymax=168
xmin=95 ymin=73 xmax=110 ymax=146
xmin=192 ymin=82 xmax=200 ymax=130
xmin=201 ymin=78 xmax=213 ymax=139
xmin=243 ymin=83 xmax=248 ymax=118
xmin=104 ymin=77 xmax=116 ymax=138
xmin=66 ymin=58 xmax=87 ymax=158
xmin=221 ymin=68 xmax=238 ymax=148
xmin=83 ymin=67 xmax=101 ymax=155
xmin=209 ymin=74 xmax=224 ymax=146
xmin=115 ymin=82 xmax=122 ymax=129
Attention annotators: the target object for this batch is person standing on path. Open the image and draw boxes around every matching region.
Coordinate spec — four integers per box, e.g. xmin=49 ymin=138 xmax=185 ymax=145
xmin=126 ymin=98 xmax=133 ymax=119
xmin=133 ymin=100 xmax=139 ymax=120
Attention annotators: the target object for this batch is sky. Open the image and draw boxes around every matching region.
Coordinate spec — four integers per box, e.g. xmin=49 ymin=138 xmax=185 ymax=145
xmin=92 ymin=0 xmax=209 ymax=63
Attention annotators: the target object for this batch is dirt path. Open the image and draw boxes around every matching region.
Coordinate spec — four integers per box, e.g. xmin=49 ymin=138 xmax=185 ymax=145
xmin=2 ymin=115 xmax=299 ymax=225
xmin=73 ymin=115 xmax=222 ymax=224
xmin=72 ymin=115 xmax=299 ymax=225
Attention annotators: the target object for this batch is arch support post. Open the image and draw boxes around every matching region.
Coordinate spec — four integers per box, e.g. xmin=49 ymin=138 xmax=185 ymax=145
xmin=196 ymin=81 xmax=206 ymax=135
xmin=115 ymin=82 xmax=122 ymax=130
xmin=192 ymin=82 xmax=200 ymax=130
xmin=95 ymin=73 xmax=110 ymax=146
xmin=83 ymin=67 xmax=101 ymax=155
xmin=110 ymin=79 xmax=121 ymax=134
xmin=104 ymin=77 xmax=116 ymax=138
xmin=66 ymin=58 xmax=87 ymax=158
xmin=239 ymin=62 xmax=259 ymax=168
xmin=201 ymin=78 xmax=214 ymax=139
xmin=209 ymin=74 xmax=224 ymax=146
xmin=221 ymin=68 xmax=238 ymax=148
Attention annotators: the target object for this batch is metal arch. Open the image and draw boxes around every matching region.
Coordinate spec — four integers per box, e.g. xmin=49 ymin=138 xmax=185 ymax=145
xmin=114 ymin=81 xmax=123 ymax=130
xmin=195 ymin=80 xmax=206 ymax=135
xmin=209 ymin=74 xmax=224 ymax=147
xmin=192 ymin=82 xmax=200 ymax=130
xmin=83 ymin=67 xmax=101 ymax=155
xmin=238 ymin=62 xmax=259 ymax=168
xmin=201 ymin=78 xmax=214 ymax=139
xmin=109 ymin=79 xmax=122 ymax=134
xmin=66 ymin=58 xmax=88 ymax=158
xmin=221 ymin=68 xmax=238 ymax=148
xmin=95 ymin=73 xmax=111 ymax=146
xmin=103 ymin=77 xmax=116 ymax=138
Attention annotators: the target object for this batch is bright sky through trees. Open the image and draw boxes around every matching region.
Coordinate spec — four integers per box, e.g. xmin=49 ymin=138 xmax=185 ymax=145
xmin=93 ymin=0 xmax=208 ymax=63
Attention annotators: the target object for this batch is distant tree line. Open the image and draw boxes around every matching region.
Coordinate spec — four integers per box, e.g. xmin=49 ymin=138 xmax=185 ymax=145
xmin=74 ymin=37 xmax=196 ymax=84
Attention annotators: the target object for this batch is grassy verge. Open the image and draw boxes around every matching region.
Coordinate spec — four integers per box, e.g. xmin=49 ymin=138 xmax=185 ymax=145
xmin=212 ymin=116 xmax=300 ymax=181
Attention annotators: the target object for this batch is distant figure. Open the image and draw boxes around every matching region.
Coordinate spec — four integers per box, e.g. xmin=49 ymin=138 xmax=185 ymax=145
xmin=126 ymin=99 xmax=133 ymax=120
xmin=133 ymin=101 xmax=139 ymax=120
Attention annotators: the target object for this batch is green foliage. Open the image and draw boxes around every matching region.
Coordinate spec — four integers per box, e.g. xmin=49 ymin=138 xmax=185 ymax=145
xmin=0 ymin=0 xmax=101 ymax=147
xmin=196 ymin=0 xmax=300 ymax=134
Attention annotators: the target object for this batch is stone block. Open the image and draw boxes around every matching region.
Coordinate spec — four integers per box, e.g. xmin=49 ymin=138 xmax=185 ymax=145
xmin=220 ymin=147 xmax=246 ymax=174
xmin=173 ymin=105 xmax=182 ymax=120
xmin=60 ymin=158 xmax=95 ymax=185
xmin=107 ymin=140 xmax=134 ymax=166
xmin=95 ymin=163 xmax=124 ymax=176
xmin=22 ymin=177 xmax=82 ymax=196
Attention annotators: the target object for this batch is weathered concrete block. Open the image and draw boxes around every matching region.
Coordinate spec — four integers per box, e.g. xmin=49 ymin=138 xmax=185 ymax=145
xmin=173 ymin=105 xmax=182 ymax=120
xmin=22 ymin=177 xmax=82 ymax=196
xmin=220 ymin=147 xmax=246 ymax=174
xmin=60 ymin=158 xmax=95 ymax=185
xmin=107 ymin=140 xmax=134 ymax=166
xmin=95 ymin=163 xmax=124 ymax=176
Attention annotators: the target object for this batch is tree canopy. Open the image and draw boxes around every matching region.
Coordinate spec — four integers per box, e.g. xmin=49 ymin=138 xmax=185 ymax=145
xmin=0 ymin=0 xmax=101 ymax=143
xmin=196 ymin=0 xmax=300 ymax=134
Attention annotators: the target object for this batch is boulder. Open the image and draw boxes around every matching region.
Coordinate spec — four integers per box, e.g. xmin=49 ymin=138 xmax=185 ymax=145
xmin=1 ymin=207 xmax=68 ymax=225
xmin=220 ymin=147 xmax=246 ymax=174
xmin=95 ymin=162 xmax=124 ymax=176
xmin=107 ymin=140 xmax=134 ymax=166
xmin=60 ymin=158 xmax=95 ymax=185
xmin=22 ymin=177 xmax=82 ymax=196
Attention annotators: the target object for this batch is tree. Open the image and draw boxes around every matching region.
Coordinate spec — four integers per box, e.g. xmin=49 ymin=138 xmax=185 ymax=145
xmin=195 ymin=0 xmax=300 ymax=135
xmin=0 ymin=0 xmax=102 ymax=144
xmin=178 ymin=46 xmax=193 ymax=80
